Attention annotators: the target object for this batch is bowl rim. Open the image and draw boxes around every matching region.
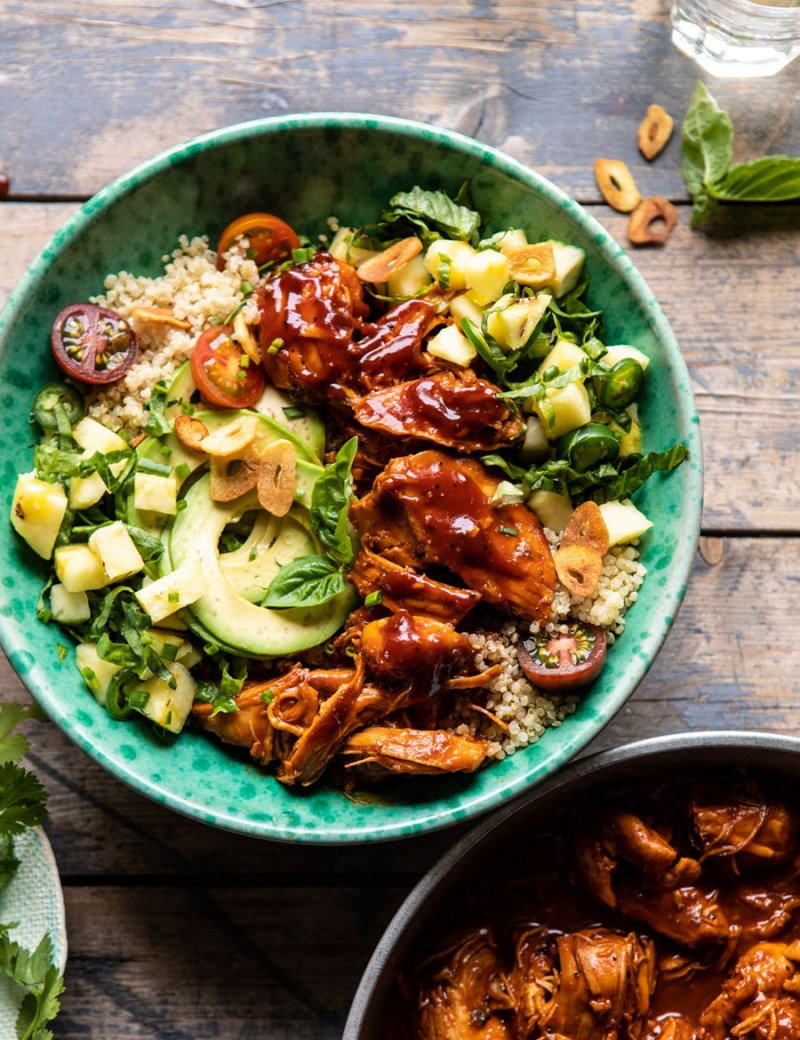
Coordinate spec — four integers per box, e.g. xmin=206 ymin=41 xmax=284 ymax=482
xmin=343 ymin=730 xmax=800 ymax=1036
xmin=0 ymin=113 xmax=703 ymax=843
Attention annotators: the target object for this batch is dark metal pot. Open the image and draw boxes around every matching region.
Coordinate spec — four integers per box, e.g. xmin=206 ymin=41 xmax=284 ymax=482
xmin=343 ymin=731 xmax=800 ymax=1039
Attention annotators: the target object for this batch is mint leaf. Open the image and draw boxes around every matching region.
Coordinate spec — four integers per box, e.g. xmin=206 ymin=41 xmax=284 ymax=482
xmin=384 ymin=186 xmax=481 ymax=244
xmin=714 ymin=154 xmax=800 ymax=201
xmin=263 ymin=554 xmax=348 ymax=609
xmin=310 ymin=437 xmax=358 ymax=567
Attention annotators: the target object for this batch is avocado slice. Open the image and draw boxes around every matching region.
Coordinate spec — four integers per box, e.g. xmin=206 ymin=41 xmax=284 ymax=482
xmin=164 ymin=361 xmax=325 ymax=462
xmin=218 ymin=504 xmax=316 ymax=603
xmin=170 ymin=475 xmax=355 ymax=657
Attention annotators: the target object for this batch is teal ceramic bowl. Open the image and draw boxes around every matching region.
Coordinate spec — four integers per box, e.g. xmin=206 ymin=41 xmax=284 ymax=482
xmin=0 ymin=115 xmax=702 ymax=843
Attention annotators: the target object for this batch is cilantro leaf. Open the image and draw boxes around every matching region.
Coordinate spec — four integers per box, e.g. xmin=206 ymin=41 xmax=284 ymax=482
xmin=0 ymin=764 xmax=48 ymax=838
xmin=0 ymin=705 xmax=46 ymax=766
xmin=0 ymin=925 xmax=64 ymax=1040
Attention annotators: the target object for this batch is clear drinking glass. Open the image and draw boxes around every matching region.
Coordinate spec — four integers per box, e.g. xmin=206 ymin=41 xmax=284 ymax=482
xmin=671 ymin=0 xmax=800 ymax=77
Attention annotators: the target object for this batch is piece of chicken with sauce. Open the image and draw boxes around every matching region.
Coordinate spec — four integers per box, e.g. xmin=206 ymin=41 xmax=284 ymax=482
xmin=342 ymin=726 xmax=489 ymax=777
xmin=691 ymin=789 xmax=798 ymax=873
xmin=575 ymin=808 xmax=702 ymax=910
xmin=415 ymin=928 xmax=513 ymax=1040
xmin=259 ymin=255 xmax=438 ymax=396
xmin=351 ymin=369 xmax=524 ymax=453
xmin=539 ymin=929 xmax=657 ymax=1040
xmin=349 ymin=547 xmax=481 ymax=624
xmin=506 ymin=926 xmax=558 ymax=1039
xmin=698 ymin=941 xmax=800 ymax=1040
xmin=351 ymin=451 xmax=556 ymax=624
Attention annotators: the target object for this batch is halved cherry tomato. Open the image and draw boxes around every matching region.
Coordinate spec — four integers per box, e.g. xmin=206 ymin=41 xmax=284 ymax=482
xmin=216 ymin=213 xmax=300 ymax=271
xmin=190 ymin=325 xmax=266 ymax=408
xmin=517 ymin=622 xmax=606 ymax=691
xmin=51 ymin=303 xmax=138 ymax=385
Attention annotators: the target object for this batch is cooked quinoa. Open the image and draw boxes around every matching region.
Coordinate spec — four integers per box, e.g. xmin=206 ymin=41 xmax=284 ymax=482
xmin=86 ymin=235 xmax=259 ymax=432
xmin=84 ymin=234 xmax=647 ymax=765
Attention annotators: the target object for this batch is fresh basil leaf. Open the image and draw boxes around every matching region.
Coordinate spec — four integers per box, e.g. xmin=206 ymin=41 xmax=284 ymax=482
xmin=590 ymin=445 xmax=689 ymax=503
xmin=681 ymin=80 xmax=733 ymax=224
xmin=384 ymin=186 xmax=481 ymax=244
xmin=713 ymin=155 xmax=800 ymax=202
xmin=263 ymin=554 xmax=348 ymax=609
xmin=310 ymin=437 xmax=358 ymax=566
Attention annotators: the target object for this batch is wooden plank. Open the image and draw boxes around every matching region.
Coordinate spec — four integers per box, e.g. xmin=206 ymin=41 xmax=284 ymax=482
xmin=2 ymin=201 xmax=798 ymax=531
xmin=58 ymin=884 xmax=406 ymax=1038
xmin=4 ymin=536 xmax=798 ymax=880
xmin=1 ymin=1 xmax=798 ymax=200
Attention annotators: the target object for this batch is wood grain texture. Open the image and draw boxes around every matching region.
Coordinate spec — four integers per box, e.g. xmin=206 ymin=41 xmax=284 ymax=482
xmin=2 ymin=536 xmax=796 ymax=883
xmin=3 ymin=201 xmax=798 ymax=530
xmin=1 ymin=1 xmax=799 ymax=200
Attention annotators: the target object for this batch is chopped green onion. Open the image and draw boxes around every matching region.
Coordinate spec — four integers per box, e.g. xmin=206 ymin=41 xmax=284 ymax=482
xmin=282 ymin=405 xmax=306 ymax=420
xmin=364 ymin=590 xmax=383 ymax=608
xmin=204 ymin=641 xmax=220 ymax=656
xmin=128 ymin=689 xmax=151 ymax=711
xmin=260 ymin=689 xmax=275 ymax=706
xmin=175 ymin=462 xmax=190 ymax=480
xmin=176 ymin=499 xmax=188 ymax=512
xmin=248 ymin=547 xmax=258 ymax=562
xmin=160 ymin=445 xmax=172 ymax=458
xmin=208 ymin=314 xmax=225 ymax=326
xmin=240 ymin=280 xmax=254 ymax=296
xmin=498 ymin=524 xmax=519 ymax=537
xmin=235 ymin=370 xmax=246 ymax=381
xmin=239 ymin=354 xmax=250 ymax=368
xmin=56 ymin=643 xmax=69 ymax=663
xmin=161 ymin=642 xmax=179 ymax=661
xmin=138 ymin=457 xmax=173 ymax=477
xmin=292 ymin=246 xmax=315 ymax=264
xmin=167 ymin=591 xmax=179 ymax=603
xmin=268 ymin=338 xmax=284 ymax=355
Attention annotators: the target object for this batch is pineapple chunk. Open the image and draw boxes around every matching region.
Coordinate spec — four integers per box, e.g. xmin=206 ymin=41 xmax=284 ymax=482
xmin=448 ymin=293 xmax=484 ymax=329
xmin=463 ymin=249 xmax=510 ymax=306
xmin=531 ymin=382 xmax=592 ymax=439
xmin=10 ymin=473 xmax=68 ymax=560
xmin=487 ymin=294 xmax=551 ymax=352
xmin=599 ymin=500 xmax=653 ymax=546
xmin=72 ymin=417 xmax=127 ymax=455
xmin=88 ymin=522 xmax=144 ymax=583
xmin=426 ymin=324 xmax=477 ymax=367
xmin=528 ymin=490 xmax=574 ymax=533
xmin=50 ymin=583 xmax=91 ymax=624
xmin=518 ymin=416 xmax=550 ymax=463
xmin=54 ymin=544 xmax=108 ymax=592
xmin=614 ymin=405 xmax=642 ymax=457
xmin=134 ymin=473 xmax=178 ymax=515
xmin=538 ymin=339 xmax=587 ymax=375
xmin=487 ymin=228 xmax=528 ymax=255
xmin=604 ymin=344 xmax=650 ymax=371
xmin=75 ymin=643 xmax=121 ymax=707
xmin=546 ymin=241 xmax=586 ymax=297
xmin=327 ymin=226 xmax=378 ymax=266
xmin=133 ymin=661 xmax=196 ymax=734
xmin=69 ymin=471 xmax=107 ymax=510
xmin=424 ymin=240 xmax=475 ymax=290
xmin=387 ymin=254 xmax=431 ymax=298
xmin=135 ymin=564 xmax=205 ymax=623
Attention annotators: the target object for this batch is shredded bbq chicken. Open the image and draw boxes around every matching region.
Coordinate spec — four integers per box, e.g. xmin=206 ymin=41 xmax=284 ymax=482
xmin=698 ymin=941 xmax=800 ymax=1040
xmin=351 ymin=369 xmax=524 ymax=452
xmin=691 ymin=790 xmax=798 ymax=871
xmin=415 ymin=928 xmax=514 ymax=1040
xmin=349 ymin=548 xmax=481 ymax=624
xmin=342 ymin=726 xmax=489 ymax=777
xmin=351 ymin=451 xmax=555 ymax=624
xmin=259 ymin=257 xmax=438 ymax=396
xmin=539 ymin=929 xmax=656 ymax=1040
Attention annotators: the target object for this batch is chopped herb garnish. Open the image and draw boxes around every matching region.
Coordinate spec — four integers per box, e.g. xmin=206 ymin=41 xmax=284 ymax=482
xmin=175 ymin=462 xmax=190 ymax=480
xmin=160 ymin=642 xmax=179 ymax=661
xmin=260 ymin=689 xmax=274 ymax=706
xmin=56 ymin=643 xmax=68 ymax=663
xmin=268 ymin=338 xmax=284 ymax=355
xmin=240 ymin=280 xmax=254 ymax=295
xmin=137 ymin=457 xmax=172 ymax=478
xmin=364 ymin=590 xmax=383 ymax=608
xmin=498 ymin=524 xmax=519 ymax=537
xmin=167 ymin=591 xmax=179 ymax=603
xmin=282 ymin=405 xmax=306 ymax=420
xmin=292 ymin=246 xmax=315 ymax=264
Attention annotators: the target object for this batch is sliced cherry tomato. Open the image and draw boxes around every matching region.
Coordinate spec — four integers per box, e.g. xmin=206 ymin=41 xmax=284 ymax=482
xmin=191 ymin=325 xmax=266 ymax=408
xmin=216 ymin=213 xmax=300 ymax=271
xmin=517 ymin=622 xmax=606 ymax=691
xmin=51 ymin=303 xmax=137 ymax=385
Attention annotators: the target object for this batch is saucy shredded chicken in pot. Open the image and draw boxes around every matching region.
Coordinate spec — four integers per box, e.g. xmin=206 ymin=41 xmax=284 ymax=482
xmin=407 ymin=776 xmax=800 ymax=1040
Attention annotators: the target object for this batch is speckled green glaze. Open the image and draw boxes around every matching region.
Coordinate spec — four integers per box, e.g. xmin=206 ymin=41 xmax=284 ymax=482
xmin=0 ymin=115 xmax=702 ymax=843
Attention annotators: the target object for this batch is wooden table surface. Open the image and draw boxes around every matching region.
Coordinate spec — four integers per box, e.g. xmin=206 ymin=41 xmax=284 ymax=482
xmin=2 ymin=2 xmax=800 ymax=1036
